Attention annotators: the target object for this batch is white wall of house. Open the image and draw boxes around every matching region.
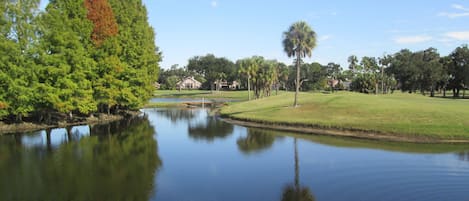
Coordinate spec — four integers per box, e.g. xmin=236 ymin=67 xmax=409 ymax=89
xmin=177 ymin=77 xmax=202 ymax=89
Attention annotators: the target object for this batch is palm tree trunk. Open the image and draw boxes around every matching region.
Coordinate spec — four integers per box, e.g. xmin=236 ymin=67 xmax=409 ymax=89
xmin=248 ymin=75 xmax=251 ymax=101
xmin=294 ymin=53 xmax=300 ymax=107
xmin=294 ymin=138 xmax=299 ymax=191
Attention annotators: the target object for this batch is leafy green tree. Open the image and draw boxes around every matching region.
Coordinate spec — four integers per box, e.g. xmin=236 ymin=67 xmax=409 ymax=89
xmin=288 ymin=62 xmax=328 ymax=91
xmin=438 ymin=56 xmax=452 ymax=97
xmin=387 ymin=49 xmax=418 ymax=93
xmin=415 ymin=48 xmax=443 ymax=97
xmin=109 ymin=0 xmax=161 ymax=107
xmin=448 ymin=45 xmax=469 ymax=97
xmin=283 ymin=21 xmax=317 ymax=107
xmin=326 ymin=62 xmax=342 ymax=92
xmin=1 ymin=0 xmax=40 ymax=121
xmin=37 ymin=0 xmax=97 ymax=119
xmin=187 ymin=54 xmax=235 ymax=91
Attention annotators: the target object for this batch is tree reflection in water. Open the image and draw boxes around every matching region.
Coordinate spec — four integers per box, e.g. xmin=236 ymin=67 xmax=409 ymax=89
xmin=188 ymin=115 xmax=233 ymax=141
xmin=281 ymin=138 xmax=315 ymax=201
xmin=155 ymin=108 xmax=198 ymax=123
xmin=237 ymin=128 xmax=275 ymax=154
xmin=0 ymin=116 xmax=161 ymax=201
xmin=457 ymin=151 xmax=469 ymax=161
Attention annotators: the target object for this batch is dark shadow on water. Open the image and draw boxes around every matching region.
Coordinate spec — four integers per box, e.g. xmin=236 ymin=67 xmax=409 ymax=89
xmin=0 ymin=116 xmax=162 ymax=201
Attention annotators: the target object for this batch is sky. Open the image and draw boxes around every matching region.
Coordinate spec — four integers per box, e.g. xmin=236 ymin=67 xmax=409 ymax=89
xmin=40 ymin=0 xmax=469 ymax=69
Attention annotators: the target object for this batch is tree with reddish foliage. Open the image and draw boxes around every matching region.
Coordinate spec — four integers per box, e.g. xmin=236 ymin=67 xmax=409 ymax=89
xmin=84 ymin=0 xmax=118 ymax=46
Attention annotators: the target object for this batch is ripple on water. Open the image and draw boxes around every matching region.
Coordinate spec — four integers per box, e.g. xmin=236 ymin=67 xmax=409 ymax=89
xmin=312 ymin=158 xmax=469 ymax=201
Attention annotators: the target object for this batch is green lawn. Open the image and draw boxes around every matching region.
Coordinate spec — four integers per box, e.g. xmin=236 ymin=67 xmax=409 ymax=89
xmin=220 ymin=91 xmax=469 ymax=139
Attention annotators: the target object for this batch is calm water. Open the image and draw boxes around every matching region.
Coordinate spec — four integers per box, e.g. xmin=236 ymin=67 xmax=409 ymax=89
xmin=1 ymin=107 xmax=469 ymax=201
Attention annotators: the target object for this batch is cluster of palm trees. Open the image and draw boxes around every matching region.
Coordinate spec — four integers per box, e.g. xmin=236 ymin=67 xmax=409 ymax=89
xmin=237 ymin=56 xmax=288 ymax=100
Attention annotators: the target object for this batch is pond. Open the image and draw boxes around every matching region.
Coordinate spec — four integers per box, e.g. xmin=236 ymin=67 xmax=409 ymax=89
xmin=1 ymin=107 xmax=469 ymax=201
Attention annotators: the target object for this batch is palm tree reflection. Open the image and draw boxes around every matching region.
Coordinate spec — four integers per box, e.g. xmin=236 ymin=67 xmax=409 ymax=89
xmin=281 ymin=138 xmax=315 ymax=201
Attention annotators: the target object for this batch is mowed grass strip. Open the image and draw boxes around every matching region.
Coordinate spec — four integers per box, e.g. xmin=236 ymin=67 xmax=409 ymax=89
xmin=154 ymin=90 xmax=251 ymax=101
xmin=220 ymin=92 xmax=469 ymax=139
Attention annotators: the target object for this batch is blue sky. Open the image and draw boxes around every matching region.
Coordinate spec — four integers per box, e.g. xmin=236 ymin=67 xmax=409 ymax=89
xmin=40 ymin=0 xmax=469 ymax=69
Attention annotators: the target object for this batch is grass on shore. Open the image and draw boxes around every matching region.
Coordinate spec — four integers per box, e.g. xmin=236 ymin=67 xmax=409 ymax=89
xmin=220 ymin=91 xmax=469 ymax=139
xmin=153 ymin=89 xmax=251 ymax=100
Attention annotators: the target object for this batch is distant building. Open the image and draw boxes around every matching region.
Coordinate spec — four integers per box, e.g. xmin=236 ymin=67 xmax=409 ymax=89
xmin=213 ymin=80 xmax=240 ymax=90
xmin=328 ymin=79 xmax=351 ymax=90
xmin=153 ymin=82 xmax=161 ymax=89
xmin=177 ymin=76 xmax=202 ymax=89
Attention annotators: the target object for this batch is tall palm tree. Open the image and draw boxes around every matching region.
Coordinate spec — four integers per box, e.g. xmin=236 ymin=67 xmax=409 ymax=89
xmin=283 ymin=21 xmax=317 ymax=107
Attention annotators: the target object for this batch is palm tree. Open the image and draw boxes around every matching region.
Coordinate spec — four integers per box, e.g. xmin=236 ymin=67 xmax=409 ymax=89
xmin=283 ymin=21 xmax=317 ymax=107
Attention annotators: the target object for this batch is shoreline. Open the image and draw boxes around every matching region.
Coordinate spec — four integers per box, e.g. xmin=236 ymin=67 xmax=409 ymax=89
xmin=220 ymin=116 xmax=469 ymax=144
xmin=0 ymin=111 xmax=140 ymax=135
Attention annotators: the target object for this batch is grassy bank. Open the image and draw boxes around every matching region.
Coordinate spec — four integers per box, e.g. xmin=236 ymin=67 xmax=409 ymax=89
xmin=220 ymin=92 xmax=469 ymax=140
xmin=153 ymin=90 xmax=251 ymax=101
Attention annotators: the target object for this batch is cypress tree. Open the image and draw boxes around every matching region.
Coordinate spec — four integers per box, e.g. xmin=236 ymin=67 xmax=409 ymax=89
xmin=0 ymin=0 xmax=40 ymax=121
xmin=84 ymin=0 xmax=124 ymax=114
xmin=36 ymin=0 xmax=97 ymax=120
xmin=109 ymin=0 xmax=161 ymax=108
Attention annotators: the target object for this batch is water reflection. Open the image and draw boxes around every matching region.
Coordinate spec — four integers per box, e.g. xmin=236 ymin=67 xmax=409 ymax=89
xmin=281 ymin=138 xmax=315 ymax=201
xmin=237 ymin=128 xmax=276 ymax=154
xmin=457 ymin=151 xmax=469 ymax=161
xmin=156 ymin=108 xmax=198 ymax=123
xmin=0 ymin=116 xmax=161 ymax=201
xmin=188 ymin=115 xmax=233 ymax=141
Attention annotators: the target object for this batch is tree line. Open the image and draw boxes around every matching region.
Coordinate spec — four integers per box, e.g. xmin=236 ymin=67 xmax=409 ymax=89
xmin=159 ymin=45 xmax=469 ymax=99
xmin=0 ymin=0 xmax=160 ymax=122
xmin=346 ymin=45 xmax=469 ymax=97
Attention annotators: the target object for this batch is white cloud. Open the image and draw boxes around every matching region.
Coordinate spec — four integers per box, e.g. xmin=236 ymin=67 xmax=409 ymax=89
xmin=211 ymin=0 xmax=218 ymax=8
xmin=438 ymin=4 xmax=469 ymax=18
xmin=452 ymin=4 xmax=469 ymax=11
xmin=445 ymin=31 xmax=469 ymax=40
xmin=394 ymin=35 xmax=432 ymax=44
xmin=438 ymin=12 xmax=469 ymax=18
xmin=318 ymin=35 xmax=332 ymax=42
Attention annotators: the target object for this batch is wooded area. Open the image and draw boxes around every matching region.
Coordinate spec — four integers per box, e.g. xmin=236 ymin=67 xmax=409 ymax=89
xmin=0 ymin=0 xmax=160 ymax=122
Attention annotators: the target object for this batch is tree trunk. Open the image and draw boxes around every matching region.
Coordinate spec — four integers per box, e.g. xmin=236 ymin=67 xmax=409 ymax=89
xmin=276 ymin=83 xmax=279 ymax=95
xmin=248 ymin=75 xmax=251 ymax=101
xmin=294 ymin=53 xmax=300 ymax=107
xmin=375 ymin=82 xmax=378 ymax=94
xmin=46 ymin=128 xmax=52 ymax=152
xmin=430 ymin=85 xmax=435 ymax=97
xmin=16 ymin=113 xmax=22 ymax=123
xmin=66 ymin=126 xmax=73 ymax=143
xmin=443 ymin=87 xmax=446 ymax=97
